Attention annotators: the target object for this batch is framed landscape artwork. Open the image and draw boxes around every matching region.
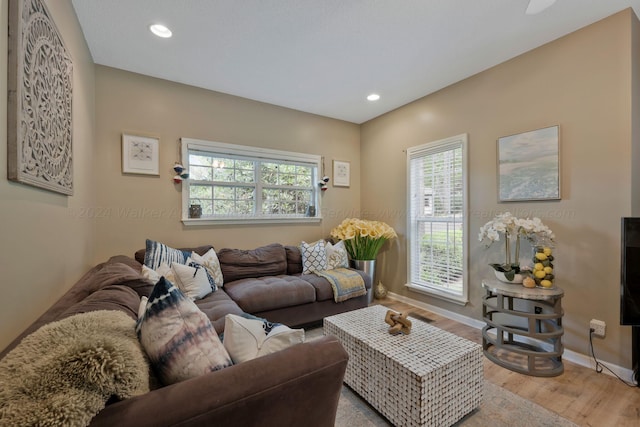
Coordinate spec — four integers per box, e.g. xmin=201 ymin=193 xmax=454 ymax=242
xmin=497 ymin=125 xmax=560 ymax=202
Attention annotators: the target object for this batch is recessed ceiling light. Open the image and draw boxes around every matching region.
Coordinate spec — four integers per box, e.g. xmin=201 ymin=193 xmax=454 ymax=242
xmin=149 ymin=24 xmax=172 ymax=38
xmin=367 ymin=94 xmax=380 ymax=101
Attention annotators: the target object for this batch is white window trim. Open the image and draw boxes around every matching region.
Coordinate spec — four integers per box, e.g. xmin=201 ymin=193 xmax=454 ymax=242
xmin=405 ymin=134 xmax=469 ymax=305
xmin=180 ymin=137 xmax=322 ymax=225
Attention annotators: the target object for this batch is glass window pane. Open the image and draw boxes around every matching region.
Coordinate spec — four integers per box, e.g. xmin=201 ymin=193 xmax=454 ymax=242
xmin=190 ymin=185 xmax=212 ymax=200
xmin=186 ymin=143 xmax=318 ymax=220
xmin=214 ymin=186 xmax=234 ymax=199
xmin=190 ymin=165 xmax=212 ymax=181
xmin=236 ymin=169 xmax=254 ymax=183
xmin=236 ymin=201 xmax=253 ymax=215
xmin=189 ymin=154 xmax=213 ymax=166
xmin=280 ymin=174 xmax=296 ymax=186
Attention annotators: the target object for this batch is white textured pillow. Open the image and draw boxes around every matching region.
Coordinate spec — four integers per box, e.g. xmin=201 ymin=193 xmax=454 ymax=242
xmin=223 ymin=314 xmax=305 ymax=364
xmin=191 ymin=249 xmax=224 ymax=288
xmin=137 ymin=296 xmax=148 ymax=320
xmin=137 ymin=277 xmax=232 ymax=385
xmin=300 ymin=240 xmax=328 ymax=274
xmin=171 ymin=261 xmax=215 ymax=300
xmin=141 ymin=263 xmax=176 ymax=284
xmin=325 ymin=240 xmax=349 ymax=270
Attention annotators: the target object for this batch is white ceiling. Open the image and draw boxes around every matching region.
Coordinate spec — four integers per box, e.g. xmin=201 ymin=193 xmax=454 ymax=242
xmin=71 ymin=0 xmax=640 ymax=124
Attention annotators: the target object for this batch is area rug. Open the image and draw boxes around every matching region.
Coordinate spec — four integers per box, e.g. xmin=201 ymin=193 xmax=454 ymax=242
xmin=335 ymin=381 xmax=578 ymax=427
xmin=306 ymin=328 xmax=578 ymax=427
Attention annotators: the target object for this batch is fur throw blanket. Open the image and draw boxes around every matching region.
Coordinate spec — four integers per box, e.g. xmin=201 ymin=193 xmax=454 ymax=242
xmin=0 ymin=310 xmax=150 ymax=426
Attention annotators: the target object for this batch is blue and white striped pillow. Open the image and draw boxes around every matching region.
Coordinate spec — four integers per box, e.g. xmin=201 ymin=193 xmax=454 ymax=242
xmin=143 ymin=239 xmax=189 ymax=270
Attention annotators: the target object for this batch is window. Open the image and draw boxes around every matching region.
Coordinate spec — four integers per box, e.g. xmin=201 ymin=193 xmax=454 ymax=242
xmin=406 ymin=134 xmax=468 ymax=304
xmin=181 ymin=138 xmax=321 ymax=224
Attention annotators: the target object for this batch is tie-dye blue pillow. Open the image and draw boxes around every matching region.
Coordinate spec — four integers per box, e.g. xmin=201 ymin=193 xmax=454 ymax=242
xmin=136 ymin=277 xmax=232 ymax=385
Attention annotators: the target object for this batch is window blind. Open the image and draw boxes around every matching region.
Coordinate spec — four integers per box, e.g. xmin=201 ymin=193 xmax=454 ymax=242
xmin=407 ymin=134 xmax=468 ymax=304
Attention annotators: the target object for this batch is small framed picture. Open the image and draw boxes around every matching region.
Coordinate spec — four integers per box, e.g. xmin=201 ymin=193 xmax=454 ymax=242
xmin=497 ymin=125 xmax=560 ymax=202
xmin=333 ymin=160 xmax=350 ymax=187
xmin=122 ymin=134 xmax=160 ymax=175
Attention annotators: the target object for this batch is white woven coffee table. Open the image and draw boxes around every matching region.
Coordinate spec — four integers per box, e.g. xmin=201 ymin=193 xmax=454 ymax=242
xmin=324 ymin=305 xmax=483 ymax=427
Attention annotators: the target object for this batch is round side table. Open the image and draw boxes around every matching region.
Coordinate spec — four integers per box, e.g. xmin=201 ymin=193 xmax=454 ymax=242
xmin=481 ymin=279 xmax=564 ymax=377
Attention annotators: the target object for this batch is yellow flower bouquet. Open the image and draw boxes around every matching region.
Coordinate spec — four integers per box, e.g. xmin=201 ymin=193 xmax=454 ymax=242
xmin=330 ymin=218 xmax=397 ymax=260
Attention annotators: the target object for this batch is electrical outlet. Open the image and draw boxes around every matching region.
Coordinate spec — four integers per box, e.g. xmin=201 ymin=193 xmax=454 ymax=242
xmin=590 ymin=319 xmax=606 ymax=337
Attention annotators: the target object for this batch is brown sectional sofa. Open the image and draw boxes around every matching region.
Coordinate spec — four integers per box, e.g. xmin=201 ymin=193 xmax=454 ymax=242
xmin=1 ymin=242 xmax=370 ymax=426
xmin=134 ymin=242 xmax=372 ymax=333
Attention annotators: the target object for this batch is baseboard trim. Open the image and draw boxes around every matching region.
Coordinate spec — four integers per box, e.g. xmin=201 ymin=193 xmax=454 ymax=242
xmin=386 ymin=292 xmax=636 ymax=384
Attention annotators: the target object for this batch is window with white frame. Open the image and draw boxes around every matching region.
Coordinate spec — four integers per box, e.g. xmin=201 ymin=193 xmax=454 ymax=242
xmin=406 ymin=134 xmax=468 ymax=304
xmin=181 ymin=138 xmax=321 ymax=224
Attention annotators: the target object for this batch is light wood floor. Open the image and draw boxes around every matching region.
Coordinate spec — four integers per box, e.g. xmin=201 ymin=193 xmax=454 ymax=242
xmin=379 ymin=299 xmax=640 ymax=427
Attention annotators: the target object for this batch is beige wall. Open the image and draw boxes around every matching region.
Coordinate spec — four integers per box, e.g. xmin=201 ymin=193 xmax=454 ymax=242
xmin=2 ymin=2 xmax=636 ymax=372
xmin=0 ymin=0 xmax=95 ymax=350
xmin=93 ymin=66 xmax=361 ymax=260
xmin=361 ymin=9 xmax=636 ymax=368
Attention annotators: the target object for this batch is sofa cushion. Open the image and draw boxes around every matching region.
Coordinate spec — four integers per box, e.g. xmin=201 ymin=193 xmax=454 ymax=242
xmin=0 ymin=262 xmax=151 ymax=360
xmin=284 ymin=245 xmax=303 ymax=275
xmin=298 ymin=274 xmax=335 ymax=302
xmin=195 ymin=288 xmax=245 ymax=335
xmin=0 ymin=310 xmax=150 ymax=427
xmin=300 ymin=240 xmax=328 ymax=274
xmin=58 ymin=284 xmax=141 ymax=320
xmin=136 ymin=277 xmax=232 ymax=385
xmin=222 ymin=314 xmax=305 ymax=364
xmin=217 ymin=243 xmax=287 ymax=283
xmin=224 ymin=276 xmax=316 ymax=313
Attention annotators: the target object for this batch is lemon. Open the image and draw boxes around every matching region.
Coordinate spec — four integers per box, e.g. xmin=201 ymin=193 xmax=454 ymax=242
xmin=535 ymin=252 xmax=548 ymax=261
xmin=540 ymin=279 xmax=552 ymax=288
xmin=543 ymin=266 xmax=553 ymax=274
xmin=543 ymin=247 xmax=552 ymax=256
xmin=534 ymin=270 xmax=546 ymax=279
xmin=534 ymin=263 xmax=544 ymax=271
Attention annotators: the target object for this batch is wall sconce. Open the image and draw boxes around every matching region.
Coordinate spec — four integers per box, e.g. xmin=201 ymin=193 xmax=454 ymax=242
xmin=173 ymin=162 xmax=189 ymax=183
xmin=318 ymin=176 xmax=330 ymax=191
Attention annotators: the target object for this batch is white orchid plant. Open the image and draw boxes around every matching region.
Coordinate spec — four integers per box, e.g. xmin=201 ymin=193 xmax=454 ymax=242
xmin=478 ymin=212 xmax=555 ymax=281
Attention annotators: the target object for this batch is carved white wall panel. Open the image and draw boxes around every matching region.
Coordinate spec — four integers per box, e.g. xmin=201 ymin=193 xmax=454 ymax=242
xmin=8 ymin=0 xmax=74 ymax=195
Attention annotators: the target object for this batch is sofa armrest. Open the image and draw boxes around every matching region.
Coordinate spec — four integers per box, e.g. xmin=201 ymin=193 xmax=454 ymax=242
xmin=90 ymin=335 xmax=348 ymax=427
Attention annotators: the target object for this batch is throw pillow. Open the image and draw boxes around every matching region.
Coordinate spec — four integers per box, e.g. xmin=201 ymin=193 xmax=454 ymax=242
xmin=171 ymin=260 xmax=216 ymax=300
xmin=136 ymin=277 xmax=232 ymax=385
xmin=326 ymin=240 xmax=349 ymax=270
xmin=138 ymin=296 xmax=148 ymax=319
xmin=0 ymin=310 xmax=150 ymax=426
xmin=191 ymin=248 xmax=224 ymax=288
xmin=300 ymin=240 xmax=328 ymax=274
xmin=141 ymin=263 xmax=176 ymax=284
xmin=143 ymin=239 xmax=189 ymax=270
xmin=222 ymin=314 xmax=305 ymax=364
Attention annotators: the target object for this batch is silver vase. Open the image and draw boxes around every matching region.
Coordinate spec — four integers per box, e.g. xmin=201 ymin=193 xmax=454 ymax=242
xmin=351 ymin=259 xmax=375 ymax=304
